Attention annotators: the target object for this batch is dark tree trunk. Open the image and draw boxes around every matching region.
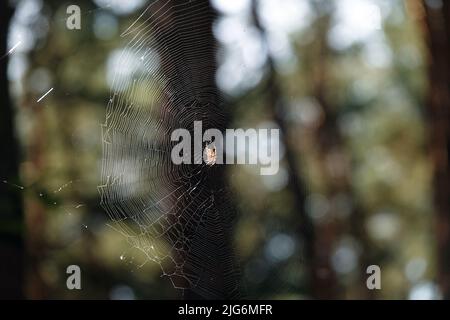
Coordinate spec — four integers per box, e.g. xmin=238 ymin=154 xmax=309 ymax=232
xmin=147 ymin=0 xmax=241 ymax=299
xmin=0 ymin=1 xmax=24 ymax=299
xmin=420 ymin=0 xmax=450 ymax=299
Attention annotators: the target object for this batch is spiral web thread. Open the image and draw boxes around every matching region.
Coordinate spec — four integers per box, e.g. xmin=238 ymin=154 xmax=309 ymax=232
xmin=99 ymin=0 xmax=241 ymax=299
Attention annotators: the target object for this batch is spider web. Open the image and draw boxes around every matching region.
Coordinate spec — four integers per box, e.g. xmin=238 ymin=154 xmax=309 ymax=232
xmin=99 ymin=0 xmax=241 ymax=299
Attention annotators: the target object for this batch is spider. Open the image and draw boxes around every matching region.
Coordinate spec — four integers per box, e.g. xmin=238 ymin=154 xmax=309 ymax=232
xmin=204 ymin=144 xmax=217 ymax=166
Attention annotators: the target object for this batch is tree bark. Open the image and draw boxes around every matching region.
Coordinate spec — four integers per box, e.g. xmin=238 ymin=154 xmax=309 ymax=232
xmin=146 ymin=0 xmax=241 ymax=299
xmin=419 ymin=0 xmax=450 ymax=299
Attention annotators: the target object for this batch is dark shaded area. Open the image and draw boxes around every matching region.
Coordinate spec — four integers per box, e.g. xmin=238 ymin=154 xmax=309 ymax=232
xmin=0 ymin=1 xmax=24 ymax=299
xmin=420 ymin=0 xmax=450 ymax=299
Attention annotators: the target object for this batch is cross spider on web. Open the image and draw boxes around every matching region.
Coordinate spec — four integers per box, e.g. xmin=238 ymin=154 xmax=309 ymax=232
xmin=204 ymin=144 xmax=217 ymax=166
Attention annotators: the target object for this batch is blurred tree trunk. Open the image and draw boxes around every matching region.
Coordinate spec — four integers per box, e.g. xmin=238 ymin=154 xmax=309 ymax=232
xmin=418 ymin=0 xmax=450 ymax=299
xmin=0 ymin=1 xmax=24 ymax=299
xmin=252 ymin=0 xmax=373 ymax=298
xmin=307 ymin=7 xmax=341 ymax=299
xmin=149 ymin=0 xmax=241 ymax=299
xmin=307 ymin=2 xmax=373 ymax=299
xmin=251 ymin=0 xmax=316 ymax=297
